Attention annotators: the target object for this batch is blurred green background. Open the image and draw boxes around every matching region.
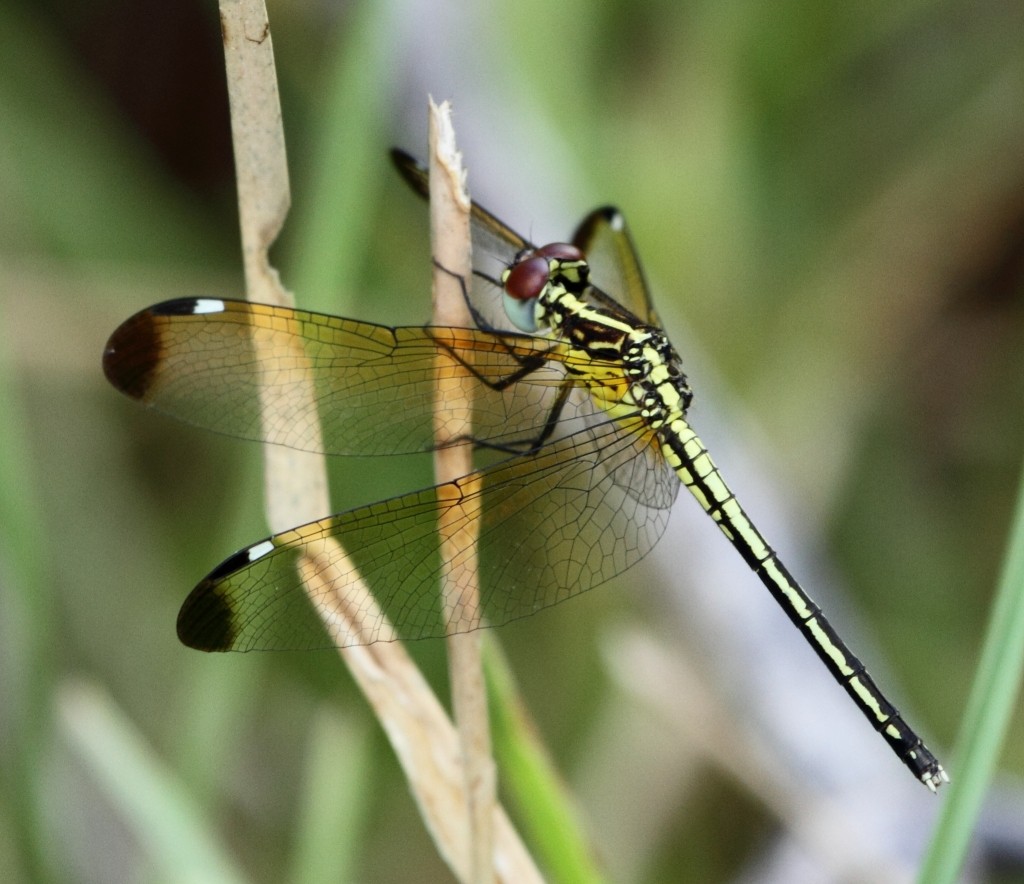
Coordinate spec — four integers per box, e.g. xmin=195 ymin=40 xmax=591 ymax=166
xmin=2 ymin=0 xmax=1023 ymax=881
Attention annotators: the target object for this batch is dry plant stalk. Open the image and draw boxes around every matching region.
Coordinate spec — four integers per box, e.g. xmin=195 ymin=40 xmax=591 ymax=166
xmin=428 ymin=101 xmax=496 ymax=884
xmin=219 ymin=0 xmax=328 ymax=532
xmin=218 ymin=3 xmax=535 ymax=879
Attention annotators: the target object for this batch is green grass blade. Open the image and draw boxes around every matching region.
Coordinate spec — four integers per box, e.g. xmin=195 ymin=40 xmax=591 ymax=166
xmin=59 ymin=681 xmax=250 ymax=884
xmin=286 ymin=708 xmax=372 ymax=884
xmin=0 ymin=308 xmax=57 ymax=882
xmin=485 ymin=641 xmax=606 ymax=884
xmin=918 ymin=457 xmax=1024 ymax=883
xmin=287 ymin=0 xmax=403 ymax=315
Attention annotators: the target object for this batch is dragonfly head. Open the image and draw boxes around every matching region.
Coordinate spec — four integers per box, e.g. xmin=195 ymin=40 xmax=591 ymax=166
xmin=501 ymin=243 xmax=589 ymax=332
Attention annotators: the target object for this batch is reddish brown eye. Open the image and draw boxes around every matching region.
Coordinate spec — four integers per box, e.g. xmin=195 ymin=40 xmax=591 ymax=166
xmin=504 ymin=255 xmax=551 ymax=302
xmin=535 ymin=242 xmax=584 ymax=261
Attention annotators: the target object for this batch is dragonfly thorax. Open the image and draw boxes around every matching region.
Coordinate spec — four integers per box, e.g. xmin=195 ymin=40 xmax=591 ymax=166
xmin=501 ymin=243 xmax=694 ymax=428
xmin=621 ymin=330 xmax=693 ymax=427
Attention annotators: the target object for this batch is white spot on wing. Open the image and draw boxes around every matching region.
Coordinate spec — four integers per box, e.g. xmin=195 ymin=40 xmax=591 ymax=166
xmin=247 ymin=539 xmax=275 ymax=561
xmin=192 ymin=298 xmax=226 ymax=315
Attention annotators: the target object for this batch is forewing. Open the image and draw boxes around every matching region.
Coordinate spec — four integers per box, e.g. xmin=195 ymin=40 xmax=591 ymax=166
xmin=391 ymin=149 xmax=530 ymax=259
xmin=392 ymin=149 xmax=534 ymax=332
xmin=572 ymin=207 xmax=660 ymax=327
xmin=103 ymin=297 xmax=609 ymax=456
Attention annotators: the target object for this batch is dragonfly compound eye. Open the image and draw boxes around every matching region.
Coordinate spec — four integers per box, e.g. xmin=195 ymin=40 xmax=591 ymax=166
xmin=504 ymin=255 xmax=552 ymax=303
xmin=535 ymin=242 xmax=585 ymax=261
xmin=502 ymin=255 xmax=551 ymax=332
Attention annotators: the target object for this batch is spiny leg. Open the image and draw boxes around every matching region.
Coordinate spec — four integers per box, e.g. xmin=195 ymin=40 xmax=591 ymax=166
xmin=431 ymin=260 xmax=586 ymax=456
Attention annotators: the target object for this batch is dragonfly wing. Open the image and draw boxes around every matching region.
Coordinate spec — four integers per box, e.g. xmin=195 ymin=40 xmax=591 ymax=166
xmin=177 ymin=415 xmax=680 ymax=651
xmin=393 ymin=152 xmax=659 ymax=332
xmin=572 ymin=207 xmax=660 ymax=327
xmin=103 ymin=298 xmax=611 ymax=456
xmin=391 ymin=149 xmax=529 ymax=255
xmin=392 ymin=149 xmax=537 ymax=332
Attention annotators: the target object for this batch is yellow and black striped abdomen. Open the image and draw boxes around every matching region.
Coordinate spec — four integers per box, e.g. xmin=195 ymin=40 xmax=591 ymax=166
xmin=658 ymin=415 xmax=946 ymax=790
xmin=537 ymin=267 xmax=945 ymax=791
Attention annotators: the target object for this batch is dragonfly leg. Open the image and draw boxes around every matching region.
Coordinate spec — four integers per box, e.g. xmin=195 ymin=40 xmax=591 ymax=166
xmin=471 ymin=378 xmax=576 ymax=456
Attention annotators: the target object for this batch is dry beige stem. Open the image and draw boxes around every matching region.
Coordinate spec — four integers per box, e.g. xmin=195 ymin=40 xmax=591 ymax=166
xmin=428 ymin=101 xmax=496 ymax=884
xmin=219 ymin=5 xmax=534 ymax=879
xmin=220 ymin=0 xmax=328 ymax=533
xmin=300 ymin=548 xmax=539 ymax=881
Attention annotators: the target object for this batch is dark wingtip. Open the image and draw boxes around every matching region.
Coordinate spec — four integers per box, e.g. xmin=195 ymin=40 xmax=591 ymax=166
xmin=390 ymin=148 xmax=430 ymax=200
xmin=103 ymin=299 xmax=227 ymax=400
xmin=149 ymin=297 xmax=217 ymax=316
xmin=178 ymin=539 xmax=277 ymax=652
xmin=103 ymin=306 xmax=162 ymax=401
xmin=389 ymin=147 xmax=418 ymax=170
xmin=571 ymin=206 xmax=626 ymax=249
xmin=177 ymin=578 xmax=237 ymax=652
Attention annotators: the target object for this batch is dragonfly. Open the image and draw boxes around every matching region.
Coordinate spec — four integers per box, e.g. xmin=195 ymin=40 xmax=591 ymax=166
xmin=103 ymin=149 xmax=947 ymax=791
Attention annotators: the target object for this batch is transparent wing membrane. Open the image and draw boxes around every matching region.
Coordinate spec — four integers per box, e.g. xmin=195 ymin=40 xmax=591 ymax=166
xmin=177 ymin=417 xmax=677 ymax=651
xmin=571 ymin=207 xmax=658 ymax=326
xmin=104 ymin=298 xmax=622 ymax=458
